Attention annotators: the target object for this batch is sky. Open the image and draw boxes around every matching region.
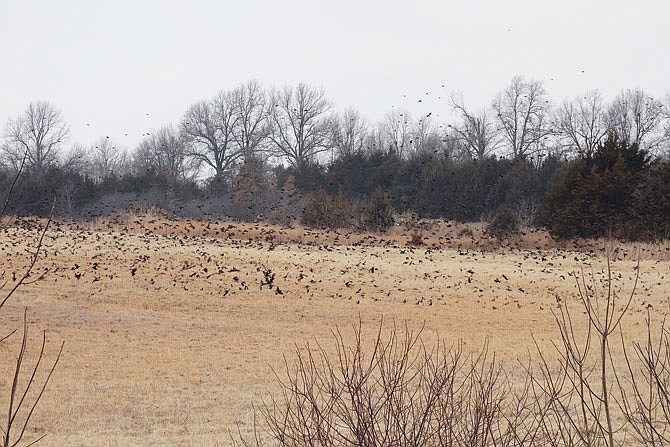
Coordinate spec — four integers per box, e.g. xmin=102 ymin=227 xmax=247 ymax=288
xmin=1 ymin=0 xmax=669 ymax=152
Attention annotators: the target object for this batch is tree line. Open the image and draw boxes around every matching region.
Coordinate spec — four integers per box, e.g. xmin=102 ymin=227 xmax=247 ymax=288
xmin=1 ymin=77 xmax=669 ymax=240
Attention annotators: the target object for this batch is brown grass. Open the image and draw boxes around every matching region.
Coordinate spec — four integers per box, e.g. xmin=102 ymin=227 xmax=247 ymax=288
xmin=60 ymin=212 xmax=670 ymax=261
xmin=1 ymin=216 xmax=669 ymax=445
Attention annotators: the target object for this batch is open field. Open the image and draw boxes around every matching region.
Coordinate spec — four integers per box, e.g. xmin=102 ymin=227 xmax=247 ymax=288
xmin=1 ymin=217 xmax=670 ymax=446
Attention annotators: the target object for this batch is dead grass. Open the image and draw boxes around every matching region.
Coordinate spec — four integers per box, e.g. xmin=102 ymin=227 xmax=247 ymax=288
xmin=0 ymin=217 xmax=669 ymax=445
xmin=65 ymin=213 xmax=670 ymax=261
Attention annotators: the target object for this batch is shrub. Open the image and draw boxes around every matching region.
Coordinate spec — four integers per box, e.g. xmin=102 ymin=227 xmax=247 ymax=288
xmin=630 ymin=159 xmax=670 ymax=240
xmin=485 ymin=158 xmax=551 ymax=224
xmin=301 ymin=190 xmax=353 ymax=230
xmin=361 ymin=189 xmax=395 ymax=233
xmin=457 ymin=225 xmax=473 ymax=237
xmin=408 ymin=231 xmax=425 ymax=246
xmin=486 ymin=208 xmax=520 ymax=239
xmin=237 ymin=321 xmax=522 ymax=447
xmin=1 ymin=161 xmax=63 ymax=446
xmin=301 ymin=189 xmax=329 ymax=229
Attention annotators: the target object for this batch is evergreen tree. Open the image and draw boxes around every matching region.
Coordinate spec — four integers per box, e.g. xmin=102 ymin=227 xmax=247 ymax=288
xmin=540 ymin=134 xmax=650 ymax=239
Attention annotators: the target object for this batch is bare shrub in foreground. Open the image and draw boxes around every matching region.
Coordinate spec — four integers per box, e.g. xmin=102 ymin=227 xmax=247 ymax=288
xmin=525 ymin=256 xmax=637 ymax=447
xmin=236 ymin=252 xmax=670 ymax=447
xmin=1 ymin=152 xmax=63 ymax=446
xmin=616 ymin=306 xmax=670 ymax=446
xmin=235 ymin=320 xmax=544 ymax=446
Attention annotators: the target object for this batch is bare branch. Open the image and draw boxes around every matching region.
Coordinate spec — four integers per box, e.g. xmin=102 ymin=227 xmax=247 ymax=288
xmin=267 ymin=84 xmax=332 ymax=169
xmin=2 ymin=102 xmax=69 ymax=173
xmin=492 ymin=76 xmax=553 ymax=160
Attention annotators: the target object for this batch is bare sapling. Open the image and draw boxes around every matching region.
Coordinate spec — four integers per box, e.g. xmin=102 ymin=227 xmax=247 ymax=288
xmin=1 ymin=150 xmax=63 ymax=447
xmin=530 ymin=249 xmax=638 ymax=447
xmin=615 ymin=301 xmax=670 ymax=446
xmin=234 ymin=319 xmax=543 ymax=447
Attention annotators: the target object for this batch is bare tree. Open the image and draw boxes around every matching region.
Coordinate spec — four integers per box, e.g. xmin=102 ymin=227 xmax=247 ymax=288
xmin=449 ymin=93 xmax=500 ymax=159
xmin=329 ymin=107 xmax=368 ymax=159
xmin=608 ymin=88 xmax=666 ymax=151
xmin=492 ymin=76 xmax=553 ymax=160
xmin=410 ymin=115 xmax=442 ymax=156
xmin=361 ymin=124 xmax=387 ymax=154
xmin=134 ymin=125 xmax=191 ymax=181
xmin=554 ymin=90 xmax=610 ymax=158
xmin=663 ymin=93 xmax=670 ymax=155
xmin=2 ymin=101 xmax=69 ymax=172
xmin=60 ymin=143 xmax=90 ymax=173
xmin=231 ymin=80 xmax=270 ymax=163
xmin=267 ymin=83 xmax=332 ymax=169
xmin=382 ymin=109 xmax=412 ymax=158
xmin=180 ymin=91 xmax=241 ymax=179
xmin=82 ymin=137 xmax=128 ymax=180
xmin=436 ymin=131 xmax=465 ymax=161
xmin=230 ymin=80 xmax=271 ymax=186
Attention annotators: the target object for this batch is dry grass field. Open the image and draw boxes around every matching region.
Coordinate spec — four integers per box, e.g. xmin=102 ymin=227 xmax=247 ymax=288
xmin=1 ymin=215 xmax=670 ymax=446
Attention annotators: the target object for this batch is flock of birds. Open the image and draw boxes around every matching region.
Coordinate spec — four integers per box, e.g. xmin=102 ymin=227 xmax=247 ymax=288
xmin=1 ymin=214 xmax=668 ymax=319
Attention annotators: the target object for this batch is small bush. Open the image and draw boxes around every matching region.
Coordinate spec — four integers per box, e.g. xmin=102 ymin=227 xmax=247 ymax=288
xmin=486 ymin=208 xmax=520 ymax=239
xmin=408 ymin=231 xmax=424 ymax=246
xmin=301 ymin=190 xmax=353 ymax=230
xmin=361 ymin=189 xmax=395 ymax=233
xmin=457 ymin=225 xmax=473 ymax=237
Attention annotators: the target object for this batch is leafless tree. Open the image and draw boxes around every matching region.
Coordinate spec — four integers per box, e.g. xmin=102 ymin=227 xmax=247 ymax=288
xmin=492 ymin=76 xmax=553 ymax=160
xmin=449 ymin=93 xmax=500 ymax=159
xmin=382 ymin=109 xmax=412 ymax=158
xmin=267 ymin=83 xmax=332 ymax=169
xmin=80 ymin=137 xmax=128 ymax=180
xmin=361 ymin=124 xmax=387 ymax=154
xmin=608 ymin=88 xmax=666 ymax=151
xmin=410 ymin=115 xmax=443 ymax=156
xmin=436 ymin=131 xmax=465 ymax=161
xmin=2 ymin=101 xmax=69 ymax=173
xmin=663 ymin=93 xmax=670 ymax=156
xmin=230 ymin=80 xmax=272 ymax=186
xmin=328 ymin=107 xmax=368 ymax=159
xmin=180 ymin=91 xmax=241 ymax=179
xmin=554 ymin=90 xmax=610 ymax=158
xmin=60 ymin=143 xmax=90 ymax=173
xmin=134 ymin=125 xmax=192 ymax=181
xmin=231 ymin=80 xmax=270 ymax=163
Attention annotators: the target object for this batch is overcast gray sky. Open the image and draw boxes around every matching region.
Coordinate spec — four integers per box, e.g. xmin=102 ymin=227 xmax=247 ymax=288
xmin=2 ymin=0 xmax=669 ymax=151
